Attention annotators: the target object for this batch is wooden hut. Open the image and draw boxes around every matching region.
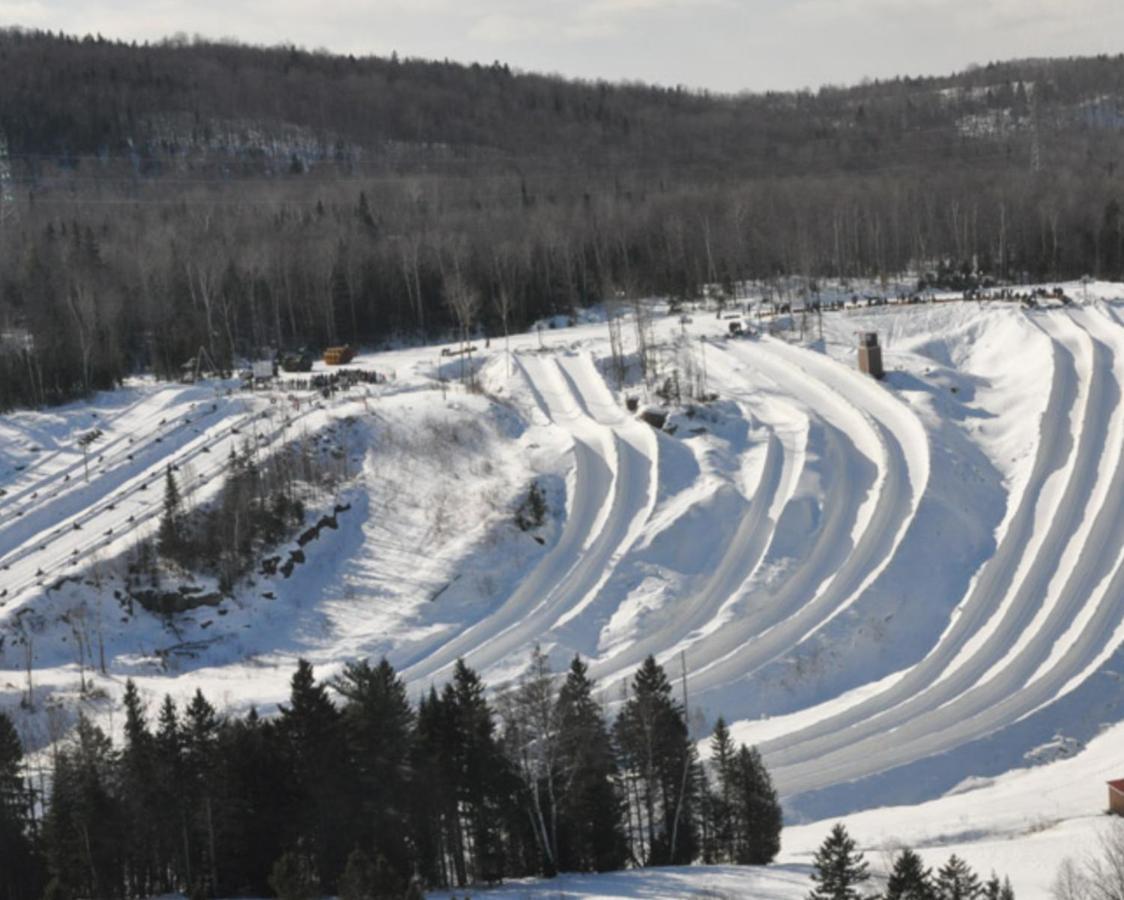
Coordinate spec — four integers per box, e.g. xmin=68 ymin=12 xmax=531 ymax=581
xmin=1110 ymin=778 xmax=1124 ymax=816
xmin=858 ymin=332 xmax=884 ymax=379
xmin=323 ymin=345 xmax=355 ymax=366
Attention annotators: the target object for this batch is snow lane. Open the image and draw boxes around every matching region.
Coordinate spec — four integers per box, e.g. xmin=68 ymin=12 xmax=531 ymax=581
xmin=400 ymin=351 xmax=656 ymax=688
xmin=771 ymin=310 xmax=1124 ymax=795
xmin=1 ymin=395 xmax=352 ymax=607
xmin=588 ymin=430 xmax=787 ymax=685
xmin=0 ymin=391 xmax=229 ymax=526
xmin=673 ymin=336 xmax=925 ymax=699
xmin=757 ymin=318 xmax=1074 ymax=765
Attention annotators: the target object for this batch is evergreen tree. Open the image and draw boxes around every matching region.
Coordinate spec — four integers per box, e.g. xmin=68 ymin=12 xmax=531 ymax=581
xmin=43 ymin=715 xmax=124 ymax=900
xmin=119 ymin=680 xmax=158 ymax=897
xmin=411 ymin=686 xmax=454 ymax=888
xmin=885 ymin=848 xmax=935 ymax=900
xmin=183 ymin=690 xmax=221 ymax=897
xmin=446 ymin=659 xmax=511 ymax=885
xmin=210 ymin=709 xmax=290 ymax=896
xmin=0 ymin=711 xmax=41 ymax=900
xmin=982 ymin=874 xmax=1014 ymax=900
xmin=157 ymin=465 xmax=182 ymax=561
xmin=613 ymin=655 xmax=697 ymax=866
xmin=153 ymin=695 xmax=190 ymax=892
xmin=935 ymin=855 xmax=982 ymax=900
xmin=730 ymin=744 xmax=782 ymax=865
xmin=554 ymin=655 xmax=627 ymax=873
xmin=807 ymin=823 xmax=869 ymax=900
xmin=708 ymin=717 xmax=736 ymax=863
xmin=332 ymin=658 xmax=416 ymax=885
xmin=278 ymin=659 xmax=349 ymax=892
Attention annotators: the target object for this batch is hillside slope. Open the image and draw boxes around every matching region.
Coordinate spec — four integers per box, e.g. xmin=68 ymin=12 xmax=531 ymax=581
xmin=3 ymin=284 xmax=1124 ymax=895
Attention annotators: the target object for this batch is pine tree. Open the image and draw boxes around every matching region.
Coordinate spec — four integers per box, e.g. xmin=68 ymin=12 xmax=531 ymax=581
xmin=183 ymin=690 xmax=221 ymax=897
xmin=209 ymin=708 xmax=291 ymax=895
xmin=807 ymin=822 xmax=869 ymax=900
xmin=0 ymin=711 xmax=41 ymax=900
xmin=158 ymin=465 xmax=183 ymax=562
xmin=613 ymin=655 xmax=698 ymax=866
xmin=885 ymin=848 xmax=935 ymax=900
xmin=934 ymin=855 xmax=982 ymax=900
xmin=153 ymin=694 xmax=189 ymax=892
xmin=43 ymin=715 xmax=124 ymax=900
xmin=554 ymin=655 xmax=627 ymax=873
xmin=708 ymin=717 xmax=736 ymax=863
xmin=278 ymin=659 xmax=349 ymax=891
xmin=447 ymin=659 xmax=511 ymax=885
xmin=332 ymin=658 xmax=415 ymax=885
xmin=411 ymin=686 xmax=453 ymax=888
xmin=119 ymin=680 xmax=158 ymax=897
xmin=730 ymin=744 xmax=782 ymax=865
xmin=982 ymin=874 xmax=1014 ymax=900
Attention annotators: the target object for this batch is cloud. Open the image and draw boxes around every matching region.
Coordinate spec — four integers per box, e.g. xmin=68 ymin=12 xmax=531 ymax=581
xmin=467 ymin=12 xmax=545 ymax=43
xmin=0 ymin=0 xmax=1121 ymax=92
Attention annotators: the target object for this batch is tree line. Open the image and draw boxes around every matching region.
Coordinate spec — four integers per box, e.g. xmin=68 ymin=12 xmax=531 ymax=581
xmin=1 ymin=32 xmax=1123 ymax=412
xmin=807 ymin=822 xmax=1016 ymax=900
xmin=0 ymin=650 xmax=782 ymax=899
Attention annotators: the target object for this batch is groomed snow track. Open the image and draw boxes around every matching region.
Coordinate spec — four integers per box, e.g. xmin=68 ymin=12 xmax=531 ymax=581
xmin=400 ymin=302 xmax=1124 ymax=816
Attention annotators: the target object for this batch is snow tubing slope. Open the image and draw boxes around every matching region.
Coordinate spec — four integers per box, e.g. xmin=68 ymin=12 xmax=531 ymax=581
xmin=5 ymin=298 xmax=1124 ymax=821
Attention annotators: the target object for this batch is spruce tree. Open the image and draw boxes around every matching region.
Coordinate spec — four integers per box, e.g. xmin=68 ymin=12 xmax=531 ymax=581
xmin=120 ymin=680 xmax=158 ymax=897
xmin=158 ymin=465 xmax=183 ymax=562
xmin=332 ymin=658 xmax=416 ymax=884
xmin=43 ymin=715 xmax=124 ymax=900
xmin=709 ymin=717 xmax=736 ymax=863
xmin=411 ymin=687 xmax=454 ymax=888
xmin=982 ymin=874 xmax=1014 ymax=900
xmin=731 ymin=744 xmax=782 ymax=865
xmin=807 ymin=822 xmax=869 ymax=900
xmin=934 ymin=855 xmax=982 ymax=900
xmin=278 ymin=659 xmax=350 ymax=891
xmin=0 ymin=711 xmax=41 ymax=900
xmin=885 ymin=848 xmax=935 ymax=900
xmin=446 ymin=659 xmax=511 ymax=885
xmin=153 ymin=694 xmax=189 ymax=892
xmin=183 ymin=690 xmax=221 ymax=897
xmin=613 ymin=655 xmax=697 ymax=866
xmin=554 ymin=655 xmax=627 ymax=873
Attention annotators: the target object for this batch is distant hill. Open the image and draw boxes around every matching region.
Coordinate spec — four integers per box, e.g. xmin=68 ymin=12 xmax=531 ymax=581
xmin=0 ymin=29 xmax=1122 ymax=410
xmin=1 ymin=30 xmax=1123 ymax=176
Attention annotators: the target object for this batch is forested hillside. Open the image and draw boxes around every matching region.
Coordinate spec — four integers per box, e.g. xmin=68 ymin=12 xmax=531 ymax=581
xmin=1 ymin=29 xmax=1123 ymax=409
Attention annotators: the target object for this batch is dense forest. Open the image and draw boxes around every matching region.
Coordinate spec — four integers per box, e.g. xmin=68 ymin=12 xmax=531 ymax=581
xmin=0 ymin=652 xmax=784 ymax=899
xmin=0 ymin=29 xmax=1123 ymax=410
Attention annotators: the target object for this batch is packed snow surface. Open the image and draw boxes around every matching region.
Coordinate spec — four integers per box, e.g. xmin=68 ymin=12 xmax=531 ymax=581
xmin=3 ymin=282 xmax=1124 ymax=898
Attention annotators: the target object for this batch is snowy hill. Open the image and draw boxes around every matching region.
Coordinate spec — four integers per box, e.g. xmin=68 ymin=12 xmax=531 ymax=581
xmin=3 ymin=283 xmax=1124 ymax=897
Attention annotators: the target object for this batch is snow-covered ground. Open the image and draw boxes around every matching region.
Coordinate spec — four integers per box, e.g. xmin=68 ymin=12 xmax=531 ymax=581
xmin=3 ymin=281 xmax=1124 ymax=898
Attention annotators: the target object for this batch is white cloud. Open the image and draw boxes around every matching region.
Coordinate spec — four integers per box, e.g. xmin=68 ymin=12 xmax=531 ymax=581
xmin=0 ymin=0 xmax=1121 ymax=91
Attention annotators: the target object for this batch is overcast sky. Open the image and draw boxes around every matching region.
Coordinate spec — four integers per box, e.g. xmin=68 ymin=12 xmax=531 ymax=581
xmin=3 ymin=0 xmax=1123 ymax=92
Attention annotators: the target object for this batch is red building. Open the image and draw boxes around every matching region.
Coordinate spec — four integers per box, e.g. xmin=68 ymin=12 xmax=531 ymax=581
xmin=1109 ymin=778 xmax=1124 ymax=816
